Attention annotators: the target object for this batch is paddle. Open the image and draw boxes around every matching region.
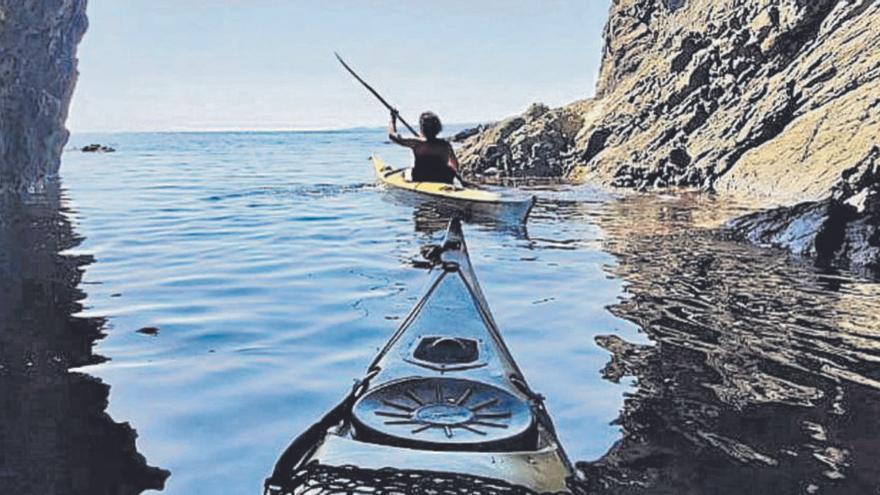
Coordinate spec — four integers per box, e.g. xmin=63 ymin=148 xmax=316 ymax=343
xmin=334 ymin=52 xmax=477 ymax=189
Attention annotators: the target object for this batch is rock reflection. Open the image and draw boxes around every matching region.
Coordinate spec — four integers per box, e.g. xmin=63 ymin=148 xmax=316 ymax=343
xmin=0 ymin=185 xmax=168 ymax=494
xmin=581 ymin=194 xmax=880 ymax=494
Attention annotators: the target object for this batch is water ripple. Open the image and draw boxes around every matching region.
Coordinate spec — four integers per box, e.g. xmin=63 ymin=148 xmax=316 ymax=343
xmin=44 ymin=132 xmax=880 ymax=494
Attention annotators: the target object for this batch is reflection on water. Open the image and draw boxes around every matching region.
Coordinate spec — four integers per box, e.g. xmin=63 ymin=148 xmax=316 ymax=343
xmin=50 ymin=131 xmax=880 ymax=494
xmin=0 ymin=186 xmax=168 ymax=494
xmin=580 ymin=194 xmax=880 ymax=494
xmin=380 ymin=189 xmax=529 ymax=241
xmin=268 ymin=191 xmax=880 ymax=494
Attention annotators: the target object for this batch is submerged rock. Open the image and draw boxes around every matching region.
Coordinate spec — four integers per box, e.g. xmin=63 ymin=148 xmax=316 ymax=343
xmin=728 ymin=192 xmax=880 ymax=272
xmin=727 ymin=200 xmax=854 ymax=259
xmin=456 ymin=0 xmax=880 ymax=268
xmin=0 ymin=0 xmax=88 ymax=193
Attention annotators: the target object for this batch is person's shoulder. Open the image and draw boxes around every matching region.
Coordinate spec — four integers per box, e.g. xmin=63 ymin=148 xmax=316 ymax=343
xmin=394 ymin=135 xmax=424 ymax=147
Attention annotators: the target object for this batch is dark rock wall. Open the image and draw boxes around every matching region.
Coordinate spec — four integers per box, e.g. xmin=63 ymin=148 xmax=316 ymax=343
xmin=0 ymin=0 xmax=88 ymax=193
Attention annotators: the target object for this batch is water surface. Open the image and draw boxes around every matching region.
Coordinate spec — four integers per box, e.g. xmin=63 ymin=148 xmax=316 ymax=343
xmin=3 ymin=130 xmax=876 ymax=494
xmin=59 ymin=130 xmax=634 ymax=493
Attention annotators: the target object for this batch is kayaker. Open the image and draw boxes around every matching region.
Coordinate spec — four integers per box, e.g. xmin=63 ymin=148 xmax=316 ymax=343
xmin=389 ymin=110 xmax=460 ymax=184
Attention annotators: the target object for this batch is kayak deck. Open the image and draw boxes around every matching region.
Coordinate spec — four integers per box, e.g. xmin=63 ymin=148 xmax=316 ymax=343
xmin=310 ymin=435 xmax=572 ymax=492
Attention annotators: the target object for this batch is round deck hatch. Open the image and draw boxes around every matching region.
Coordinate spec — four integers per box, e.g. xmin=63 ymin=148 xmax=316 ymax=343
xmin=352 ymin=377 xmax=535 ymax=451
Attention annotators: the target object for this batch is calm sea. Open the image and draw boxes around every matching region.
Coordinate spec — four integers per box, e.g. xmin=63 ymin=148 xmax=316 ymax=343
xmin=5 ymin=130 xmax=877 ymax=494
xmin=58 ymin=129 xmax=634 ymax=494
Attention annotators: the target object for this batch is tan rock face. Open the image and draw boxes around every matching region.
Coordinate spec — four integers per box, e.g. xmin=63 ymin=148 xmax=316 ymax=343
xmin=458 ymin=0 xmax=880 ymax=208
xmin=457 ymin=101 xmax=592 ymax=178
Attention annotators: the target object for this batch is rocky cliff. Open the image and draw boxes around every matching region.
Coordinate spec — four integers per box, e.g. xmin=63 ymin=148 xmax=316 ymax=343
xmin=458 ymin=0 xmax=879 ymax=270
xmin=0 ymin=0 xmax=88 ymax=193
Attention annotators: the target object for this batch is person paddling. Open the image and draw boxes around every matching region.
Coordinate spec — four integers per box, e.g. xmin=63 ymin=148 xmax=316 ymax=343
xmin=388 ymin=110 xmax=460 ymax=185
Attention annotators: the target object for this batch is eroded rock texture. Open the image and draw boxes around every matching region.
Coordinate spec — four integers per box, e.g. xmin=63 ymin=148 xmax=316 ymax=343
xmin=0 ymin=0 xmax=88 ymax=193
xmin=458 ymin=0 xmax=880 ymax=268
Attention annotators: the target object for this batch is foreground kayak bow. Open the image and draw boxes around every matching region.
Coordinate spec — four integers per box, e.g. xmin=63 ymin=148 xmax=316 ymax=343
xmin=265 ymin=219 xmax=574 ymax=494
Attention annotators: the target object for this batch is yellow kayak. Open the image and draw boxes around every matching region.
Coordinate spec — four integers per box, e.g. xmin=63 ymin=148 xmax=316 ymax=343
xmin=370 ymin=155 xmax=535 ymax=223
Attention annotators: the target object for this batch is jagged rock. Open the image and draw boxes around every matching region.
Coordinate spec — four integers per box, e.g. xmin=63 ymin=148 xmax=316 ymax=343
xmin=81 ymin=143 xmax=116 ymax=153
xmin=0 ymin=0 xmax=88 ymax=193
xmin=451 ymin=125 xmax=485 ymax=143
xmin=726 ymin=199 xmax=855 ymax=260
xmin=727 ymin=146 xmax=880 ymax=269
xmin=522 ymin=102 xmax=549 ymax=120
xmin=457 ymin=0 xmax=880 ymax=268
xmin=840 ymin=206 xmax=880 ymax=269
xmin=458 ymin=100 xmax=592 ymax=178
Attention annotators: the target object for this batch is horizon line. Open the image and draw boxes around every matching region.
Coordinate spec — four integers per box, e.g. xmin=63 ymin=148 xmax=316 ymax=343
xmin=68 ymin=121 xmax=489 ymax=135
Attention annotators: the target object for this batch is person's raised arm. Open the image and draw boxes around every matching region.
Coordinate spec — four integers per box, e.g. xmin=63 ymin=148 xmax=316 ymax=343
xmin=388 ymin=110 xmax=418 ymax=148
xmin=388 ymin=110 xmax=399 ymax=139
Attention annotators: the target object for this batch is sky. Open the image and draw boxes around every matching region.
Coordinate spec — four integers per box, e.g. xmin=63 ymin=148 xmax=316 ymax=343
xmin=68 ymin=1 xmax=610 ymax=132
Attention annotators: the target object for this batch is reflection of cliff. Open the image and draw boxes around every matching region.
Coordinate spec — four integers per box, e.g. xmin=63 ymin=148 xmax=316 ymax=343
xmin=0 ymin=186 xmax=168 ymax=493
xmin=580 ymin=195 xmax=880 ymax=494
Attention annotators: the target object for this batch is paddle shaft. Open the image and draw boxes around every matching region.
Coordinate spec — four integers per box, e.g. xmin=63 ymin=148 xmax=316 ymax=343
xmin=334 ymin=52 xmax=476 ymax=188
xmin=334 ymin=52 xmax=418 ymax=136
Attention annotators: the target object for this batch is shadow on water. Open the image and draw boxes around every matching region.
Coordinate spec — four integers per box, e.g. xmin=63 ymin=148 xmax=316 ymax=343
xmin=0 ymin=184 xmax=168 ymax=494
xmin=580 ymin=194 xmax=880 ymax=494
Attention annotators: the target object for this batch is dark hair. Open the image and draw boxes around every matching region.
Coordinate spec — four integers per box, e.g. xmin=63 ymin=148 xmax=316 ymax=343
xmin=419 ymin=111 xmax=442 ymax=139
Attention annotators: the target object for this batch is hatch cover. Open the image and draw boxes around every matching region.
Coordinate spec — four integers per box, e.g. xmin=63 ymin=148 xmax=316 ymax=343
xmin=352 ymin=377 xmax=535 ymax=451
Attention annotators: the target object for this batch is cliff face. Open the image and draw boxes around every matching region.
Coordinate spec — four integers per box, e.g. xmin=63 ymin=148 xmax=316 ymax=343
xmin=458 ymin=0 xmax=879 ymax=270
xmin=0 ymin=0 xmax=88 ymax=193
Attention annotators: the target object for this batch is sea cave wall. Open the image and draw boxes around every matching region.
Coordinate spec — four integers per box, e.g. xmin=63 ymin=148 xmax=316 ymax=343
xmin=0 ymin=0 xmax=88 ymax=193
xmin=457 ymin=0 xmax=880 ymax=270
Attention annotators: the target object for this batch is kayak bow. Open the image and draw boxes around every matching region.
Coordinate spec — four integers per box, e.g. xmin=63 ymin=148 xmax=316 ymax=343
xmin=371 ymin=156 xmax=536 ymax=223
xmin=265 ymin=219 xmax=574 ymax=494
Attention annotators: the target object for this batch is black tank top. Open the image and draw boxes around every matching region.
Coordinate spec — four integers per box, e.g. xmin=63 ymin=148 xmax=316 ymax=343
xmin=412 ymin=138 xmax=455 ymax=184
